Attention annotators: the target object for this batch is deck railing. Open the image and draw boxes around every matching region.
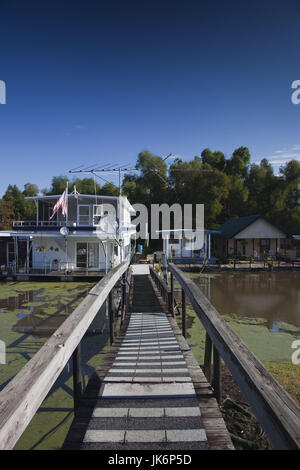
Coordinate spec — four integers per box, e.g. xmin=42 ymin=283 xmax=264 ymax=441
xmin=0 ymin=260 xmax=130 ymax=450
xmin=13 ymin=220 xmax=71 ymax=227
xmin=167 ymin=262 xmax=300 ymax=450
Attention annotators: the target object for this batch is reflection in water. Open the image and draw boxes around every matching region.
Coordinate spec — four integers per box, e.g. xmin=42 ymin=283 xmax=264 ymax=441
xmin=195 ymin=271 xmax=300 ymax=331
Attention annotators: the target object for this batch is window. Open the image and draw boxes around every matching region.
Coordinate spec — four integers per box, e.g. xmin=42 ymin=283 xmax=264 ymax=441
xmin=93 ymin=205 xmax=103 ymax=226
xmin=170 ymin=239 xmax=180 ymax=245
xmin=76 ymin=242 xmax=99 ymax=268
xmin=7 ymin=242 xmax=15 ymax=264
xmin=78 ymin=205 xmax=90 ymax=225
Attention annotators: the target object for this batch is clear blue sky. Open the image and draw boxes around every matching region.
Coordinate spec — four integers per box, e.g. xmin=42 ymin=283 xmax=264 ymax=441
xmin=0 ymin=0 xmax=300 ymax=196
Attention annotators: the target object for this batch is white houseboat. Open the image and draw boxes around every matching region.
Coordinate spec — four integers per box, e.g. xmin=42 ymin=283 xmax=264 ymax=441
xmin=0 ymin=191 xmax=136 ymax=279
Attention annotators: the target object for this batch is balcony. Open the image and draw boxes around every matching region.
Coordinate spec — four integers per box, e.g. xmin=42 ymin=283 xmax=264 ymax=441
xmin=12 ymin=217 xmax=118 ymax=234
xmin=13 ymin=220 xmax=70 ymax=227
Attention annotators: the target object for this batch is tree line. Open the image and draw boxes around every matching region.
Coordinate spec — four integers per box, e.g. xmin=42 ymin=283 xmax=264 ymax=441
xmin=1 ymin=147 xmax=300 ymax=236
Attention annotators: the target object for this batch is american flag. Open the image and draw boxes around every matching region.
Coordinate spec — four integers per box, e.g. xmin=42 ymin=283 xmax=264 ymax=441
xmin=50 ymin=188 xmax=68 ymax=220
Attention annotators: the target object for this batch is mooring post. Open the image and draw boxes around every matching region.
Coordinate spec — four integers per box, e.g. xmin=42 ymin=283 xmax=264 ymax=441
xmin=213 ymin=345 xmax=222 ymax=404
xmin=72 ymin=342 xmax=82 ymax=414
xmin=203 ymin=333 xmax=212 ymax=382
xmin=181 ymin=288 xmax=186 ymax=337
xmin=108 ymin=291 xmax=114 ymax=345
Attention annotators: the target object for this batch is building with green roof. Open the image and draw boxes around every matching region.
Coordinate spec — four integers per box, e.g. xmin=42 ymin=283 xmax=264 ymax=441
xmin=214 ymin=215 xmax=289 ymax=260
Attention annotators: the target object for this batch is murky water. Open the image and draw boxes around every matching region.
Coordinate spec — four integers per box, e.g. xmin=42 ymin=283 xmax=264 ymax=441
xmin=182 ymin=271 xmax=300 ymax=365
xmin=194 ymin=271 xmax=300 ymax=331
xmin=0 ymin=281 xmax=111 ymax=450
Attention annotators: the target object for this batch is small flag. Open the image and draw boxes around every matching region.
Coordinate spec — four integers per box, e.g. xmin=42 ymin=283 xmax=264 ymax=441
xmin=50 ymin=188 xmax=68 ymax=220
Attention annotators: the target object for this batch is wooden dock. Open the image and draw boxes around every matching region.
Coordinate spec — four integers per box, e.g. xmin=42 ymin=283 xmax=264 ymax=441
xmin=62 ymin=266 xmax=233 ymax=450
xmin=0 ymin=261 xmax=299 ymax=451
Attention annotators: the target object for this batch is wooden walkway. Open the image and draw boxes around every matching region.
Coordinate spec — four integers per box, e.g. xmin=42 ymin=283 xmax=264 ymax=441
xmin=62 ymin=265 xmax=233 ymax=450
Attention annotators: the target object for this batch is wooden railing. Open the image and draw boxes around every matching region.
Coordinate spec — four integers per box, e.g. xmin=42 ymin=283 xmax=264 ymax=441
xmin=168 ymin=263 xmax=300 ymax=450
xmin=149 ymin=266 xmax=174 ymax=317
xmin=0 ymin=260 xmax=130 ymax=450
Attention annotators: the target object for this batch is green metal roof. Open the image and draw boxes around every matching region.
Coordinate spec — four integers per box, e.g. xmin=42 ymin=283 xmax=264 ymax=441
xmin=216 ymin=215 xmax=289 ymax=239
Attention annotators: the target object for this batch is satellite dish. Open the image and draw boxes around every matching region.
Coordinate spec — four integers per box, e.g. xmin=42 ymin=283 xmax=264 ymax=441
xmin=60 ymin=226 xmax=69 ymax=236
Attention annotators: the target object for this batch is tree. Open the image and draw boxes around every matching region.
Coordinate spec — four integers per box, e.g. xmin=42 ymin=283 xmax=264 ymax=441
xmin=71 ymin=177 xmax=100 ymax=195
xmin=22 ymin=183 xmax=39 ymax=220
xmin=23 ymin=183 xmax=39 ymax=197
xmin=0 ymin=200 xmax=14 ymax=229
xmin=245 ymin=159 xmax=277 ymax=216
xmin=100 ymin=182 xmax=119 ymax=196
xmin=44 ymin=176 xmax=69 ymax=195
xmin=201 ymin=148 xmax=226 ymax=171
xmin=3 ymin=185 xmax=26 ymax=220
xmin=169 ymin=157 xmax=230 ymax=227
xmin=226 ymin=147 xmax=250 ymax=179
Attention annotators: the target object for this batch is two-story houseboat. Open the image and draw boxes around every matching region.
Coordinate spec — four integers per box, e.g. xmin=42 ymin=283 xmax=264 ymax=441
xmin=0 ymin=192 xmax=136 ymax=280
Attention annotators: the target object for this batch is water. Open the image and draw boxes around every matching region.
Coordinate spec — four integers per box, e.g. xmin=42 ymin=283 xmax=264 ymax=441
xmin=179 ymin=271 xmax=300 ymax=365
xmin=194 ymin=271 xmax=300 ymax=332
xmin=0 ymin=280 xmax=110 ymax=450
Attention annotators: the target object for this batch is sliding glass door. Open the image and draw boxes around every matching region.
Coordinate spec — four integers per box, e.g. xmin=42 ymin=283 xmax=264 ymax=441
xmin=76 ymin=242 xmax=99 ymax=269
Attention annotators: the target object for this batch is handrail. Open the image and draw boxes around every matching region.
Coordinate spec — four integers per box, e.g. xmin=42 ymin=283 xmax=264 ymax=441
xmin=168 ymin=262 xmax=300 ymax=450
xmin=149 ymin=265 xmax=169 ymax=293
xmin=149 ymin=266 xmax=174 ymax=316
xmin=0 ymin=260 xmax=129 ymax=450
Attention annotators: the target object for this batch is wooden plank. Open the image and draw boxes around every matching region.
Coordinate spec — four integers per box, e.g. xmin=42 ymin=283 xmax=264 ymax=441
xmin=168 ymin=263 xmax=300 ymax=450
xmin=0 ymin=260 xmax=129 ymax=450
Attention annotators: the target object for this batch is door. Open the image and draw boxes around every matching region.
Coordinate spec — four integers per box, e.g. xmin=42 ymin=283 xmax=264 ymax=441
xmin=7 ymin=241 xmax=15 ymax=266
xmin=76 ymin=242 xmax=99 ymax=269
xmin=260 ymin=239 xmax=270 ymax=255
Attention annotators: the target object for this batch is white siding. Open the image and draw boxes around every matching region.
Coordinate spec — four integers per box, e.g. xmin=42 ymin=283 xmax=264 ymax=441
xmin=236 ymin=218 xmax=286 ymax=239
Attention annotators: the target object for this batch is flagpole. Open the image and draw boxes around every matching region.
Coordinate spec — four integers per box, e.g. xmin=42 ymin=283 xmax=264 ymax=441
xmin=65 ymin=184 xmax=68 ymax=227
xmin=65 ymin=185 xmax=68 ymax=272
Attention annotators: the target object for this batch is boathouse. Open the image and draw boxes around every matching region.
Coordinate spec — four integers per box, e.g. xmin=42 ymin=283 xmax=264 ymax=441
xmin=214 ymin=214 xmax=289 ymax=260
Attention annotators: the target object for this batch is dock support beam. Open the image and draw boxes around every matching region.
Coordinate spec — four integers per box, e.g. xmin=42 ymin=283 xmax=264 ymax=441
xmin=203 ymin=333 xmax=212 ymax=382
xmin=213 ymin=345 xmax=222 ymax=404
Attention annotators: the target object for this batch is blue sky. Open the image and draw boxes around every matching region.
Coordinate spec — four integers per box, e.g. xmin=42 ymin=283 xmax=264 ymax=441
xmin=0 ymin=0 xmax=300 ymax=196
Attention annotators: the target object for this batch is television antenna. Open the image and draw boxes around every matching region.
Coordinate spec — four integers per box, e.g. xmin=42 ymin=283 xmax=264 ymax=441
xmin=69 ymin=165 xmax=137 ymax=195
xmin=69 ymin=153 xmax=212 ymax=196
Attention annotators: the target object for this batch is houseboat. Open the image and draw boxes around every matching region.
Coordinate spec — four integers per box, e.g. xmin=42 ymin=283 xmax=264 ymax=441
xmin=0 ymin=192 xmax=136 ymax=280
xmin=158 ymin=229 xmax=219 ymax=265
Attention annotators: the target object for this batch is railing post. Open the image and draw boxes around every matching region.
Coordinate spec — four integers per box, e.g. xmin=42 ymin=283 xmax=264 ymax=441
xmin=108 ymin=291 xmax=114 ymax=345
xmin=203 ymin=333 xmax=212 ymax=382
xmin=169 ymin=273 xmax=174 ymax=317
xmin=212 ymin=345 xmax=222 ymax=404
xmin=72 ymin=342 xmax=82 ymax=415
xmin=121 ymin=272 xmax=126 ymax=324
xmin=181 ymin=288 xmax=186 ymax=337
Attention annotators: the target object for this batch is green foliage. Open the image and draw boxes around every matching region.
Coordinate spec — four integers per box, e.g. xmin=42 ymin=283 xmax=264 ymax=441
xmin=3 ymin=184 xmax=26 ymax=220
xmin=23 ymin=183 xmax=38 ymax=197
xmin=44 ymin=176 xmax=69 ymax=195
xmin=0 ymin=199 xmax=14 ymax=229
xmin=2 ymin=148 xmax=300 ymax=237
